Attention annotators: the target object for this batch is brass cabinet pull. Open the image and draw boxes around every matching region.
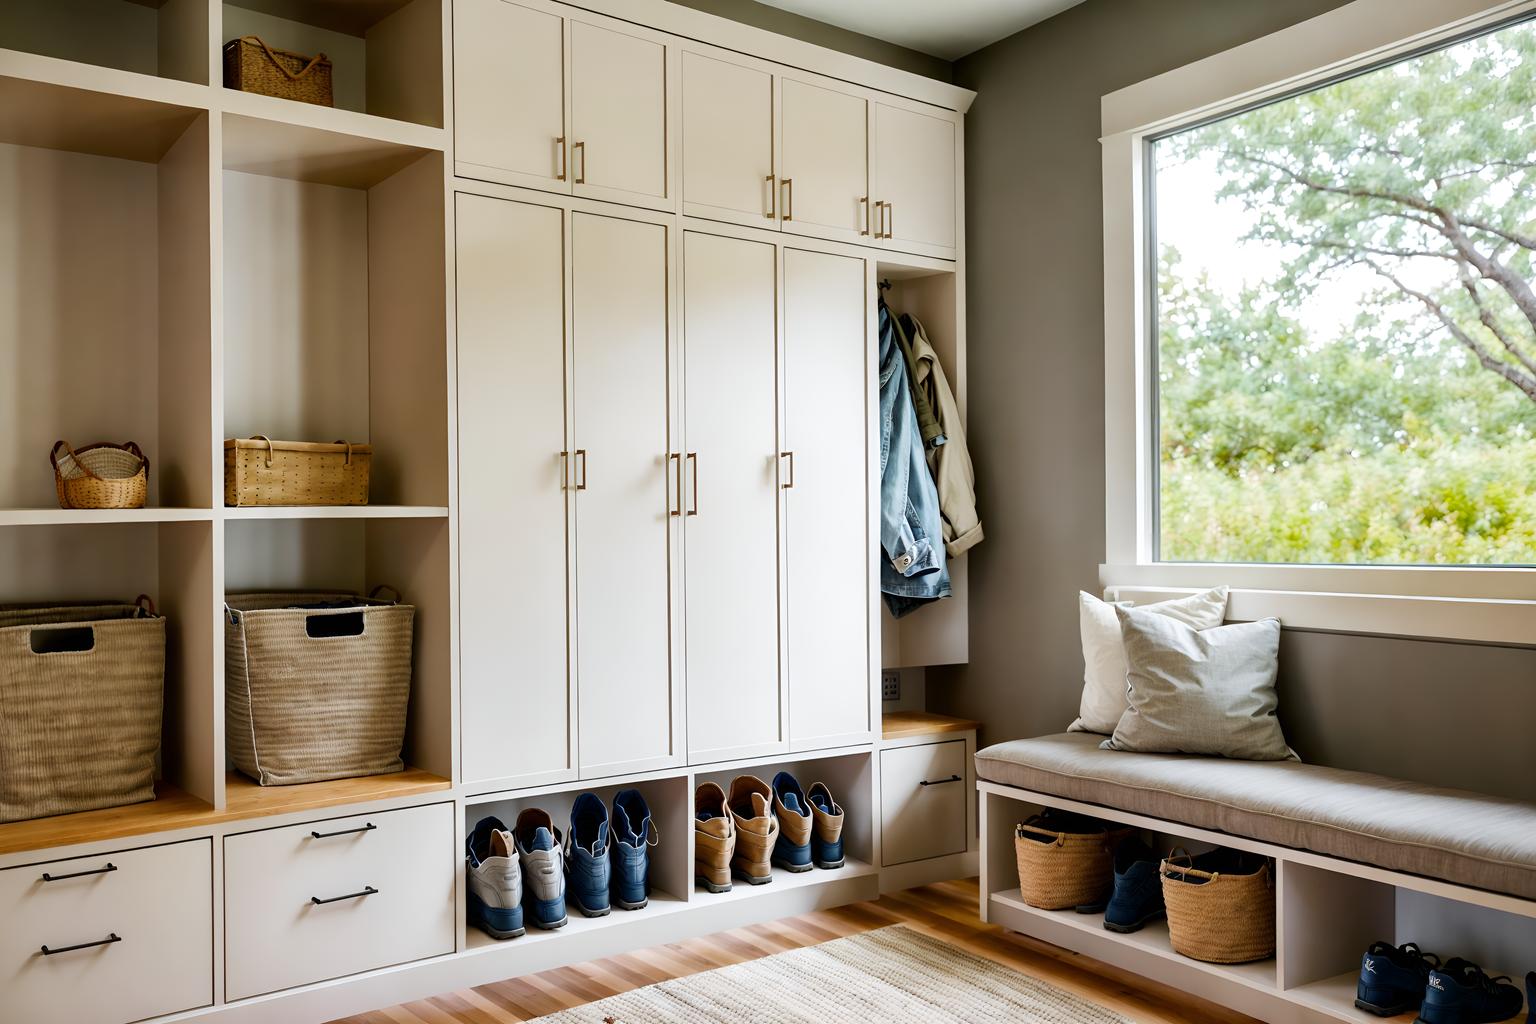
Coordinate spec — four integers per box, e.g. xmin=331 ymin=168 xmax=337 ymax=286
xmin=764 ymin=174 xmax=776 ymax=219
xmin=780 ymin=451 xmax=795 ymax=489
xmin=874 ymin=200 xmax=885 ymax=238
xmin=555 ymin=136 xmax=566 ymax=181
xmin=859 ymin=196 xmax=870 ymax=235
xmin=686 ymin=452 xmax=698 ymax=515
xmin=781 ymin=178 xmax=793 ymax=221
xmin=576 ymin=449 xmax=588 ymax=490
xmin=669 ymin=452 xmax=682 ymax=517
xmin=885 ymin=200 xmax=894 ymax=239
xmin=560 ymin=451 xmax=570 ymax=490
xmin=573 ymin=140 xmax=586 ymax=184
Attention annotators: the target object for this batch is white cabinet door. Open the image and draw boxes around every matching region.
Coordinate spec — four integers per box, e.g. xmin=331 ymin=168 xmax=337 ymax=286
xmin=872 ymin=102 xmax=958 ymax=258
xmin=571 ymin=212 xmax=678 ymax=778
xmin=682 ymin=231 xmax=784 ymax=763
xmin=456 ymin=194 xmax=574 ymax=789
xmin=779 ymin=75 xmax=870 ymax=244
xmin=782 ymin=248 xmax=870 ymax=751
xmin=569 ymin=19 xmax=669 ymax=208
xmin=681 ymin=50 xmax=777 ymax=228
xmin=454 ymin=0 xmax=569 ymax=192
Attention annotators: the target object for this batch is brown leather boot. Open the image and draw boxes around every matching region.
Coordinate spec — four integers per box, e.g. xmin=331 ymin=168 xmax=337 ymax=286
xmin=808 ymin=781 xmax=845 ymax=869
xmin=728 ymin=775 xmax=778 ymax=885
xmin=693 ymin=781 xmax=735 ymax=893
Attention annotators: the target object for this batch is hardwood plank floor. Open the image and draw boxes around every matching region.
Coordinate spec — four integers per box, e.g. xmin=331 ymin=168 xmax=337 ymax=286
xmin=330 ymin=879 xmax=1263 ymax=1024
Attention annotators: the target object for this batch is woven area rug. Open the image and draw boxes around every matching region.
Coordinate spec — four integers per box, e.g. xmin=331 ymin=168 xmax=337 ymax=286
xmin=524 ymin=925 xmax=1134 ymax=1024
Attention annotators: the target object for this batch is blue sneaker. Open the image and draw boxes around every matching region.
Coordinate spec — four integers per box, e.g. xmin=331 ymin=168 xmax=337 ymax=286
xmin=770 ymin=771 xmax=813 ymax=872
xmin=1417 ymin=960 xmax=1523 ymax=1024
xmin=807 ymin=782 xmax=844 ymax=869
xmin=514 ymin=807 xmax=567 ymax=930
xmin=610 ymin=789 xmax=653 ymax=911
xmin=465 ymin=816 xmax=524 ymax=939
xmin=1102 ymin=839 xmax=1164 ymax=934
xmin=566 ymin=793 xmax=611 ymax=918
xmin=1355 ymin=942 xmax=1440 ymax=1016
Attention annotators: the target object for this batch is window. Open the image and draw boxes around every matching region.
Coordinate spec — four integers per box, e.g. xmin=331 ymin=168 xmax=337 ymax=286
xmin=1150 ymin=16 xmax=1536 ymax=566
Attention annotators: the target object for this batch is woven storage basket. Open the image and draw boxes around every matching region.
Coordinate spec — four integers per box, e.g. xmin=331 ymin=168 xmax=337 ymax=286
xmin=0 ymin=597 xmax=165 ymax=823
xmin=51 ymin=441 xmax=148 ymax=510
xmin=1162 ymin=850 xmax=1276 ymax=964
xmin=1014 ymin=813 xmax=1112 ymax=910
xmin=225 ymin=589 xmax=412 ymax=786
xmin=224 ymin=436 xmax=371 ymax=507
xmin=223 ymin=36 xmax=333 ymax=106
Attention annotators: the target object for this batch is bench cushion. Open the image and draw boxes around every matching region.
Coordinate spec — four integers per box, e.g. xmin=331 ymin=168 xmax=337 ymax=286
xmin=976 ymin=732 xmax=1536 ymax=901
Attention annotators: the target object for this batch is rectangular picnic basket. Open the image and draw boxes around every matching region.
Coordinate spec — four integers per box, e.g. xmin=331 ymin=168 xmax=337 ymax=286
xmin=224 ymin=436 xmax=371 ymax=506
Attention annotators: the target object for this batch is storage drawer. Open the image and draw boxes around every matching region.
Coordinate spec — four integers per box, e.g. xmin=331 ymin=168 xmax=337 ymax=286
xmin=224 ymin=801 xmax=455 ymax=1000
xmin=0 ymin=839 xmax=212 ymax=1024
xmin=880 ymin=740 xmax=967 ymax=866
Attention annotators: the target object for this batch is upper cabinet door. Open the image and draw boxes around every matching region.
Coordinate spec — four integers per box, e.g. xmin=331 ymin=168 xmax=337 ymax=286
xmin=455 ymin=194 xmax=574 ymax=790
xmin=454 ymin=0 xmax=570 ymax=192
xmin=872 ymin=102 xmax=959 ymax=258
xmin=571 ymin=212 xmax=680 ymax=779
xmin=782 ymin=248 xmax=872 ymax=752
xmin=569 ymin=20 xmax=669 ymax=209
xmin=778 ymin=75 xmax=870 ymax=244
xmin=681 ymin=50 xmax=777 ymax=229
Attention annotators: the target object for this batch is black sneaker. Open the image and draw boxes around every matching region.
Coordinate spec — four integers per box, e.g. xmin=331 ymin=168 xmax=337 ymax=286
xmin=1416 ymin=959 xmax=1523 ymax=1024
xmin=1355 ymin=942 xmax=1440 ymax=1016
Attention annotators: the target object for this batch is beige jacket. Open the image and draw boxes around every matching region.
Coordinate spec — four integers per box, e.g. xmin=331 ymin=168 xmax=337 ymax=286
xmin=900 ymin=314 xmax=983 ymax=556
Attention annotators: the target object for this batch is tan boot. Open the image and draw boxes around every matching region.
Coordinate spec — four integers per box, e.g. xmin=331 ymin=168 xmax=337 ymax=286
xmin=770 ymin=772 xmax=814 ymax=873
xmin=728 ymin=775 xmax=779 ymax=885
xmin=693 ymin=781 xmax=735 ymax=893
xmin=808 ymin=782 xmax=845 ymax=869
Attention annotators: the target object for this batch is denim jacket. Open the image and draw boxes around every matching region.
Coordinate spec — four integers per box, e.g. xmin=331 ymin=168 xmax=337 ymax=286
xmin=879 ymin=302 xmax=949 ymax=617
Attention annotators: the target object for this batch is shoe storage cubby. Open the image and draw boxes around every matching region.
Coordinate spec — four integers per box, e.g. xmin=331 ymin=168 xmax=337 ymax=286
xmin=0 ymin=0 xmax=210 ymax=84
xmin=220 ymin=0 xmax=443 ymax=128
xmin=462 ymin=774 xmax=695 ymax=951
xmin=1280 ymin=861 xmax=1535 ymax=1022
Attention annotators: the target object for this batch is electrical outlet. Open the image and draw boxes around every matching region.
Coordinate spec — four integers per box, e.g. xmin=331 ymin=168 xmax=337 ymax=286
xmin=881 ymin=669 xmax=901 ymax=702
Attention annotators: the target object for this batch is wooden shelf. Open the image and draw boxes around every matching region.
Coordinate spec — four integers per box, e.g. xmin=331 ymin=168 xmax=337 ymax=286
xmin=223 ymin=505 xmax=449 ymax=520
xmin=222 ymin=768 xmax=451 ymax=823
xmin=881 ymin=710 xmax=980 ymax=740
xmin=221 ymin=95 xmax=442 ymax=188
xmin=0 ymin=508 xmax=215 ymax=527
xmin=0 ymin=781 xmax=215 ymax=857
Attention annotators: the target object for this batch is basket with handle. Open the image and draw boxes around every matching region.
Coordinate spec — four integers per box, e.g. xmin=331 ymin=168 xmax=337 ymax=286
xmin=225 ymin=587 xmax=412 ymax=786
xmin=224 ymin=436 xmax=371 ymax=506
xmin=1162 ymin=847 xmax=1276 ymax=963
xmin=1013 ymin=813 xmax=1113 ymax=910
xmin=51 ymin=440 xmax=148 ymax=509
xmin=0 ymin=595 xmax=165 ymax=823
xmin=223 ymin=36 xmax=333 ymax=106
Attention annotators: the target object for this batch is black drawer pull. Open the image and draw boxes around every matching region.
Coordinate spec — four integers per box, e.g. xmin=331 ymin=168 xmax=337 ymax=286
xmin=919 ymin=775 xmax=963 ymax=787
xmin=41 ymin=862 xmax=116 ymax=882
xmin=41 ymin=933 xmax=120 ymax=955
xmin=311 ymin=885 xmax=377 ymax=905
xmin=311 ymin=822 xmax=376 ymax=840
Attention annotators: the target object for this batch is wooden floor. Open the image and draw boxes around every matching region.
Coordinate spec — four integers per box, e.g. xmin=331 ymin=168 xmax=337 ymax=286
xmin=331 ymin=879 xmax=1262 ymax=1024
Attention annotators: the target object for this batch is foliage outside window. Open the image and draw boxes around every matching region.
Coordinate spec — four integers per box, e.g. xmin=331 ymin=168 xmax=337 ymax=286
xmin=1152 ymin=17 xmax=1536 ymax=565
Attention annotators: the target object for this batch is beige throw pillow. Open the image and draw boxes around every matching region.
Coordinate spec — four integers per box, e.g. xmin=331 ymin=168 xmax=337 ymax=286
xmin=1069 ymin=587 xmax=1228 ymax=735
xmin=1103 ymin=605 xmax=1296 ymax=761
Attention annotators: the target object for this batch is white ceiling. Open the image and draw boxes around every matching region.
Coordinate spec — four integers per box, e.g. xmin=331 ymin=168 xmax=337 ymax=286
xmin=753 ymin=0 xmax=1087 ymax=60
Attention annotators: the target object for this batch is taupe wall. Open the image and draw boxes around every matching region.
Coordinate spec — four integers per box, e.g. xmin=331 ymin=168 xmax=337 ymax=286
xmin=928 ymin=0 xmax=1536 ymax=801
xmin=662 ymin=0 xmax=952 ymax=81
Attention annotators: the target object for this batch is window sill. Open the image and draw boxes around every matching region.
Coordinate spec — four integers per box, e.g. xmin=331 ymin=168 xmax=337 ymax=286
xmin=1099 ymin=563 xmax=1536 ymax=645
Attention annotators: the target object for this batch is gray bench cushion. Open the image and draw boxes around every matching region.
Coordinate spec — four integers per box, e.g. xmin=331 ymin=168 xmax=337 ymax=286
xmin=976 ymin=732 xmax=1536 ymax=901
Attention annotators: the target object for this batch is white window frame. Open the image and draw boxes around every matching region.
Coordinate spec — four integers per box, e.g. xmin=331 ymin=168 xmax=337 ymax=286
xmin=1100 ymin=0 xmax=1536 ymax=644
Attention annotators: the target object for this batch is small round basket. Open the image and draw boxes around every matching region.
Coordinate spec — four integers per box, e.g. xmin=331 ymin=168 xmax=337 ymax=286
xmin=1014 ymin=813 xmax=1112 ymax=910
xmin=51 ymin=441 xmax=149 ymax=510
xmin=1162 ymin=850 xmax=1276 ymax=964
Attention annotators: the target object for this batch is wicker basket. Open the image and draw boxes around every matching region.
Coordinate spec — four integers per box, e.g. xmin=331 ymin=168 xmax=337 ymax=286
xmin=1162 ymin=849 xmax=1276 ymax=964
xmin=225 ymin=589 xmax=413 ymax=786
xmin=223 ymin=36 xmax=333 ymax=106
xmin=0 ymin=597 xmax=165 ymax=823
xmin=51 ymin=441 xmax=148 ymax=510
xmin=1014 ymin=813 xmax=1113 ymax=910
xmin=224 ymin=436 xmax=371 ymax=507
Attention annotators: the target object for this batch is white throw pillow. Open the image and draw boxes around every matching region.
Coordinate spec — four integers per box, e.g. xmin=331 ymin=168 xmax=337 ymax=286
xmin=1068 ymin=587 xmax=1229 ymax=735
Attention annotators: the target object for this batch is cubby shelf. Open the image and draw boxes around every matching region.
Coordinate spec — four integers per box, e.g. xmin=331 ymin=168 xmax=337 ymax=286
xmin=222 ymin=505 xmax=449 ymax=520
xmin=695 ymin=859 xmax=880 ymax=904
xmin=465 ymin=891 xmax=693 ymax=954
xmin=0 ymin=508 xmax=215 ymax=526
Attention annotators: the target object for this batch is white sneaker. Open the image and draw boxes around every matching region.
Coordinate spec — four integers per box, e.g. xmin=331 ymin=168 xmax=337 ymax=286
xmin=466 ymin=816 xmax=525 ymax=939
